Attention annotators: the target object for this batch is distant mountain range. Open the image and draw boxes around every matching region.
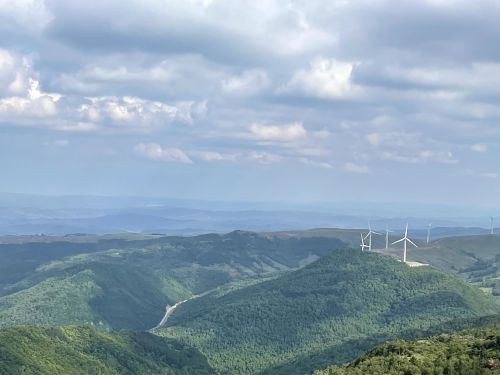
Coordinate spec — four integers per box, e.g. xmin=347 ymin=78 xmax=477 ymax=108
xmin=0 ymin=192 xmax=497 ymax=235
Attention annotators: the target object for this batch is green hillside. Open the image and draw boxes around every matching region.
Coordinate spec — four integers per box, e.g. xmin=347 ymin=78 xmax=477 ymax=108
xmin=383 ymin=235 xmax=500 ymax=299
xmin=0 ymin=325 xmax=214 ymax=375
xmin=0 ymin=231 xmax=344 ymax=330
xmin=160 ymin=250 xmax=499 ymax=375
xmin=314 ymin=319 xmax=500 ymax=375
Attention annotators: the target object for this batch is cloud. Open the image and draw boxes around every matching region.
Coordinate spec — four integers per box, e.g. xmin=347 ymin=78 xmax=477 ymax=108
xmin=365 ymin=133 xmax=381 ymax=146
xmin=470 ymin=143 xmax=488 ymax=152
xmin=221 ymin=69 xmax=270 ymax=96
xmin=246 ymin=151 xmax=282 ymax=164
xmin=379 ymin=63 xmax=500 ymax=95
xmin=0 ymin=48 xmax=203 ymax=132
xmin=0 ymin=0 xmax=52 ymax=35
xmin=381 ymin=150 xmax=458 ymax=164
xmin=133 ymin=143 xmax=192 ymax=163
xmin=80 ymin=96 xmax=194 ymax=126
xmin=280 ymin=58 xmax=358 ymax=99
xmin=249 ymin=122 xmax=307 ymax=142
xmin=192 ymin=151 xmax=237 ymax=162
xmin=299 ymin=157 xmax=332 ymax=169
xmin=0 ymin=78 xmax=60 ymax=120
xmin=53 ymin=139 xmax=69 ymax=147
xmin=480 ymin=172 xmax=498 ymax=179
xmin=0 ymin=49 xmax=26 ymax=96
xmin=344 ymin=162 xmax=369 ymax=174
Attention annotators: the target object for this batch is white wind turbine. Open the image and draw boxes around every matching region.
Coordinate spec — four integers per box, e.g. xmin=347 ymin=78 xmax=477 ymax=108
xmin=360 ymin=233 xmax=369 ymax=252
xmin=392 ymin=223 xmax=417 ymax=263
xmin=491 ymin=217 xmax=495 ymax=235
xmin=426 ymin=223 xmax=432 ymax=245
xmin=364 ymin=222 xmax=382 ymax=251
xmin=385 ymin=224 xmax=394 ymax=249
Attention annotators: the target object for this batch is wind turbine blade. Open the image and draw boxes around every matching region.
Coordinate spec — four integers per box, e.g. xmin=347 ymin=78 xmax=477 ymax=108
xmin=392 ymin=238 xmax=405 ymax=245
xmin=372 ymin=231 xmax=383 ymax=235
xmin=405 ymin=223 xmax=408 ymax=237
xmin=363 ymin=233 xmax=370 ymax=240
xmin=407 ymin=238 xmax=418 ymax=248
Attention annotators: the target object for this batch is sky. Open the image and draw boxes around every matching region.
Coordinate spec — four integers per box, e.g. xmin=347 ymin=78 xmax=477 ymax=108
xmin=0 ymin=0 xmax=499 ymax=207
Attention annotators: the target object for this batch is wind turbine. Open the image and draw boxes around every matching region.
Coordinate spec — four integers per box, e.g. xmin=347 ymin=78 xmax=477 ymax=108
xmin=392 ymin=223 xmax=418 ymax=263
xmin=491 ymin=217 xmax=495 ymax=235
xmin=426 ymin=223 xmax=432 ymax=245
xmin=360 ymin=233 xmax=369 ymax=252
xmin=364 ymin=222 xmax=382 ymax=251
xmin=385 ymin=225 xmax=394 ymax=249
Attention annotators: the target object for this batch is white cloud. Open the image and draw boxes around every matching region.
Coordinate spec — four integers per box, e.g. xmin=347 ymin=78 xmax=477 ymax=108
xmin=134 ymin=143 xmax=192 ymax=163
xmin=53 ymin=139 xmax=69 ymax=147
xmin=0 ymin=78 xmax=60 ymax=119
xmin=247 ymin=151 xmax=282 ymax=164
xmin=81 ymin=63 xmax=175 ymax=82
xmin=0 ymin=0 xmax=52 ymax=32
xmin=384 ymin=63 xmax=500 ymax=94
xmin=366 ymin=133 xmax=381 ymax=146
xmin=312 ymin=128 xmax=332 ymax=139
xmin=221 ymin=69 xmax=270 ymax=96
xmin=479 ymin=172 xmax=498 ymax=179
xmin=470 ymin=143 xmax=488 ymax=152
xmin=381 ymin=150 xmax=458 ymax=164
xmin=0 ymin=49 xmax=33 ymax=97
xmin=299 ymin=157 xmax=332 ymax=169
xmin=0 ymin=48 xmax=202 ymax=132
xmin=296 ymin=147 xmax=329 ymax=157
xmin=344 ymin=162 xmax=369 ymax=173
xmin=80 ymin=96 xmax=192 ymax=126
xmin=193 ymin=151 xmax=237 ymax=162
xmin=280 ymin=58 xmax=358 ymax=99
xmin=249 ymin=121 xmax=307 ymax=142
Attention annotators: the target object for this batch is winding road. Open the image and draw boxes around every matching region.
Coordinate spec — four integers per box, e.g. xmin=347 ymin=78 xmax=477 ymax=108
xmin=150 ymin=299 xmax=188 ymax=331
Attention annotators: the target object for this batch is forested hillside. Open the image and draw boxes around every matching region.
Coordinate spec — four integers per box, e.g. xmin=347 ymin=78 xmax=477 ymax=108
xmin=160 ymin=250 xmax=499 ymax=375
xmin=380 ymin=235 xmax=500 ymax=300
xmin=0 ymin=231 xmax=344 ymax=329
xmin=0 ymin=325 xmax=215 ymax=375
xmin=314 ymin=319 xmax=500 ymax=375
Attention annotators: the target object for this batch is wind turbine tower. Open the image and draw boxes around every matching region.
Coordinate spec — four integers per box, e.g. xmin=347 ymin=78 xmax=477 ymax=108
xmin=491 ymin=217 xmax=495 ymax=235
xmin=385 ymin=225 xmax=393 ymax=249
xmin=392 ymin=223 xmax=418 ymax=263
xmin=360 ymin=233 xmax=369 ymax=252
xmin=426 ymin=223 xmax=432 ymax=245
xmin=364 ymin=222 xmax=382 ymax=251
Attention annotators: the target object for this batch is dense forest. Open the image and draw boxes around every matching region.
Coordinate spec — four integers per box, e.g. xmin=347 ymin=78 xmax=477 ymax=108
xmin=0 ymin=325 xmax=214 ymax=375
xmin=0 ymin=231 xmax=344 ymax=329
xmin=315 ymin=321 xmax=500 ymax=375
xmin=160 ymin=250 xmax=499 ymax=375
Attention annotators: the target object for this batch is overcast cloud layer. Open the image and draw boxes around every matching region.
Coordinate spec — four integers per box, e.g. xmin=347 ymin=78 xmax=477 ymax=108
xmin=0 ymin=0 xmax=499 ymax=207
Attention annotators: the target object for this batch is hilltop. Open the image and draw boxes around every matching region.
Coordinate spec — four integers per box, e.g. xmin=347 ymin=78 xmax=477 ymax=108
xmin=380 ymin=234 xmax=500 ymax=298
